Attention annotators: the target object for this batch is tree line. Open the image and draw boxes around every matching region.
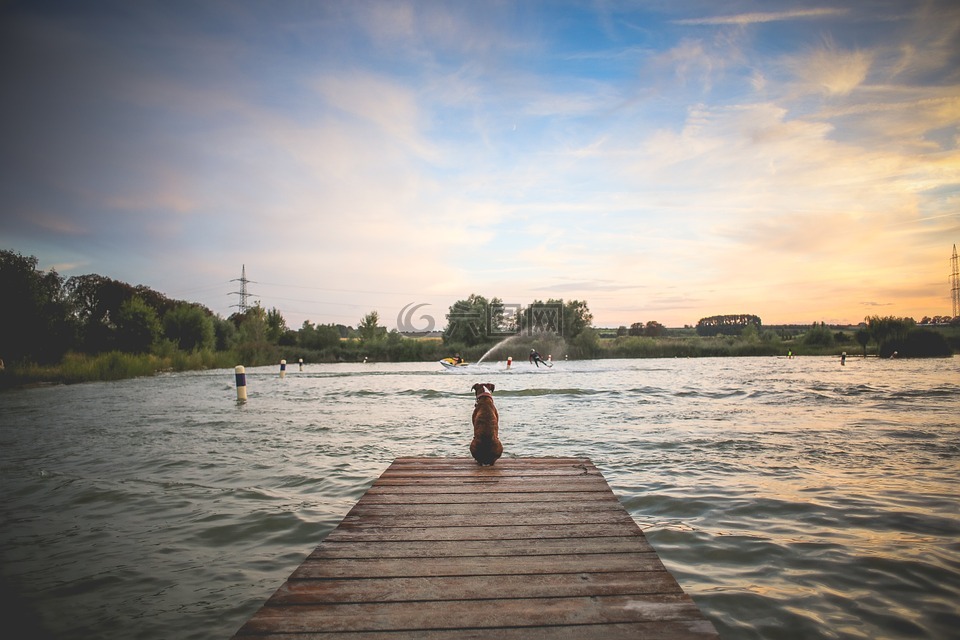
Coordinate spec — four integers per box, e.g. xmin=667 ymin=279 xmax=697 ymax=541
xmin=5 ymin=250 xmax=223 ymax=364
xmin=2 ymin=249 xmax=953 ymax=381
xmin=0 ymin=250 xmax=601 ymax=372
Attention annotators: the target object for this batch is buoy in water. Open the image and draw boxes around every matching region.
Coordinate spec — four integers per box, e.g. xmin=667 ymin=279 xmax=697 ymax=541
xmin=507 ymin=356 xmax=512 ymax=369
xmin=280 ymin=359 xmax=287 ymax=379
xmin=235 ymin=365 xmax=247 ymax=402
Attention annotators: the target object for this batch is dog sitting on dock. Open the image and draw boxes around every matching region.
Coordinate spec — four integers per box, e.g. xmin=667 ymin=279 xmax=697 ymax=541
xmin=470 ymin=383 xmax=502 ymax=466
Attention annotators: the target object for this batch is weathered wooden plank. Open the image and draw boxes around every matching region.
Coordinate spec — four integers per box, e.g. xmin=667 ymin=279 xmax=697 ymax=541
xmin=236 ymin=594 xmax=705 ymax=634
xmin=356 ymin=490 xmax=610 ymax=504
xmin=240 ymin=621 xmax=719 ymax=640
xmin=373 ymin=473 xmax=606 ymax=483
xmin=291 ymin=552 xmax=665 ymax=579
xmin=268 ymin=571 xmax=685 ymax=605
xmin=307 ymin=536 xmax=655 ymax=559
xmin=323 ymin=522 xmax=643 ymax=542
xmin=346 ymin=500 xmax=625 ymax=518
xmin=382 ymin=460 xmax=597 ymax=469
xmin=377 ymin=468 xmax=602 ymax=478
xmin=366 ymin=478 xmax=613 ymax=491
xmin=338 ymin=508 xmax=636 ymax=529
xmin=388 ymin=457 xmax=592 ymax=467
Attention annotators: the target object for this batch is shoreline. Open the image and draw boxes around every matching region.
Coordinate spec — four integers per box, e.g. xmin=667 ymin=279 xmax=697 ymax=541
xmin=3 ymin=350 xmax=953 ymax=391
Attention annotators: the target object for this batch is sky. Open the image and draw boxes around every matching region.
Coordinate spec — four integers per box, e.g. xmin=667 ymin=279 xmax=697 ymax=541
xmin=2 ymin=0 xmax=959 ymax=331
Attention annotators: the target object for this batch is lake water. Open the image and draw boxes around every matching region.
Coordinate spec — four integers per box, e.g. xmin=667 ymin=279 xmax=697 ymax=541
xmin=0 ymin=356 xmax=958 ymax=639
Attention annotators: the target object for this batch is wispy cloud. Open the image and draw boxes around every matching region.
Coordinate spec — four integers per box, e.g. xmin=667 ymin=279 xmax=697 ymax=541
xmin=674 ymin=8 xmax=848 ymax=26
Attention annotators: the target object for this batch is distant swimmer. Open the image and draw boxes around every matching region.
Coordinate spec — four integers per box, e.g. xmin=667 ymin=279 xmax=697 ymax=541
xmin=841 ymin=352 xmax=846 ymax=366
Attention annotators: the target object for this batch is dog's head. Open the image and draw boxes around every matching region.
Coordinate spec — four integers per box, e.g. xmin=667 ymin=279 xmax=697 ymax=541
xmin=472 ymin=382 xmax=495 ymax=398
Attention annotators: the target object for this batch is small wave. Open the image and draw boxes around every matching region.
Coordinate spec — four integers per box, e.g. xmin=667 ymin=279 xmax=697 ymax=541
xmin=674 ymin=388 xmax=748 ymax=399
xmin=889 ymin=385 xmax=960 ymax=400
xmin=397 ymin=389 xmax=448 ymax=400
xmin=626 ymin=386 xmax=670 ymax=396
xmin=502 ymin=387 xmax=609 ymax=397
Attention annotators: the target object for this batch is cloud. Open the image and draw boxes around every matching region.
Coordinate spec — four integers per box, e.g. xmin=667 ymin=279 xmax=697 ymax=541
xmin=313 ymin=72 xmax=439 ymax=161
xmin=790 ymin=41 xmax=872 ymax=96
xmin=23 ymin=211 xmax=87 ymax=236
xmin=536 ymin=280 xmax=647 ymax=294
xmin=674 ymin=8 xmax=848 ymax=26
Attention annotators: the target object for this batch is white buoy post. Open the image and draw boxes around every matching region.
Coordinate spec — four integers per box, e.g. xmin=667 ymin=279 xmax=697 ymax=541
xmin=235 ymin=365 xmax=247 ymax=402
xmin=506 ymin=356 xmax=512 ymax=369
xmin=280 ymin=359 xmax=287 ymax=379
xmin=298 ymin=358 xmax=303 ymax=372
xmin=548 ymin=354 xmax=553 ymax=362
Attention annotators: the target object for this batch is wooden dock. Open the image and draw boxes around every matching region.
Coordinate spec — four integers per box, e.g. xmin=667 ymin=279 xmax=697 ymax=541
xmin=232 ymin=457 xmax=719 ymax=639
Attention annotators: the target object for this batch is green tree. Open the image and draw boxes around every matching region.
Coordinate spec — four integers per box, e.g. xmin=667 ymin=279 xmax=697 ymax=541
xmin=696 ymin=314 xmax=762 ymax=337
xmin=801 ymin=322 xmax=835 ymax=347
xmin=299 ymin=321 xmax=341 ymax=351
xmin=266 ymin=307 xmax=287 ymax=342
xmin=486 ymin=298 xmax=510 ymax=335
xmin=443 ymin=295 xmax=490 ymax=347
xmin=571 ymin=327 xmax=601 ymax=358
xmin=558 ymin=299 xmax=593 ymax=339
xmin=899 ymin=328 xmax=952 ymax=357
xmin=116 ymin=296 xmax=162 ymax=353
xmin=0 ymin=249 xmax=76 ymax=363
xmin=164 ymin=304 xmax=215 ymax=351
xmin=133 ymin=284 xmax=177 ymax=319
xmin=358 ymin=311 xmax=384 ymax=344
xmin=866 ymin=316 xmax=915 ymax=357
xmin=213 ymin=316 xmax=237 ymax=351
xmin=66 ymin=273 xmax=137 ymax=353
xmin=855 ymin=327 xmax=870 ymax=357
xmin=232 ymin=305 xmax=275 ymax=364
xmin=644 ymin=320 xmax=666 ymax=337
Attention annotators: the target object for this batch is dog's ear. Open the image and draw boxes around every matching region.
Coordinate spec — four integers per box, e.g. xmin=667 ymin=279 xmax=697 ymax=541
xmin=471 ymin=383 xmax=482 ymax=393
xmin=486 ymin=383 xmax=495 ymax=392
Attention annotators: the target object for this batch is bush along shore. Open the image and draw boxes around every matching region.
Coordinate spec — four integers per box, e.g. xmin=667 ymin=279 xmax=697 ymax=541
xmin=2 ymin=323 xmax=955 ymax=390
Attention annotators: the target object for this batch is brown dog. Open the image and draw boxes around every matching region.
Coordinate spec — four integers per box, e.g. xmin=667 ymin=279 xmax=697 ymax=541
xmin=470 ymin=383 xmax=502 ymax=466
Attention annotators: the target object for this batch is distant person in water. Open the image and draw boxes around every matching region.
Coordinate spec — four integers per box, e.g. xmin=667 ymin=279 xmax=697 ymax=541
xmin=529 ymin=349 xmax=545 ymax=367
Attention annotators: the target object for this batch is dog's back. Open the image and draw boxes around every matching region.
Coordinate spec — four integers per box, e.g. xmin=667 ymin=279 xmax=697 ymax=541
xmin=470 ymin=383 xmax=502 ymax=465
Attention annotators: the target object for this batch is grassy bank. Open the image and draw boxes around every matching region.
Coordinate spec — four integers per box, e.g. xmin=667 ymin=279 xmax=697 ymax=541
xmin=0 ymin=349 xmax=237 ymax=388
